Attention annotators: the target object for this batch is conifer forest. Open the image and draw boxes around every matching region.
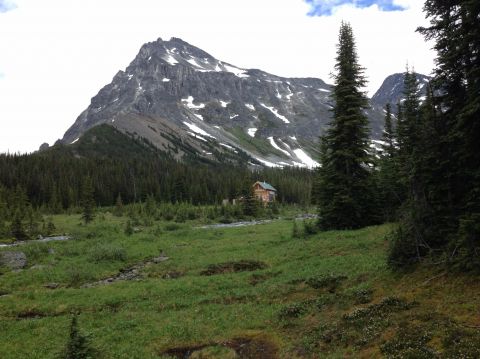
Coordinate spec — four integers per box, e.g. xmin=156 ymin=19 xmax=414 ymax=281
xmin=1 ymin=1 xmax=479 ymax=358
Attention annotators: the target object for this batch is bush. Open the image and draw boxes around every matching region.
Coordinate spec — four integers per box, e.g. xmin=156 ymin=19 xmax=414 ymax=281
xmin=88 ymin=244 xmax=127 ymax=263
xmin=278 ymin=302 xmax=308 ymax=320
xmin=23 ymin=243 xmax=50 ymax=263
xmin=306 ymin=273 xmax=347 ymax=292
xmin=164 ymin=223 xmax=182 ymax=232
xmin=292 ymin=220 xmax=301 ymax=239
xmin=66 ymin=268 xmax=96 ymax=287
xmin=124 ymin=220 xmax=134 ymax=236
xmin=450 ymin=213 xmax=480 ymax=272
xmin=303 ymin=220 xmax=319 ymax=237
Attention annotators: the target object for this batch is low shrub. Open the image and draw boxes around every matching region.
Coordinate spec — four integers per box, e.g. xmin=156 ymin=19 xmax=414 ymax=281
xmin=88 ymin=244 xmax=127 ymax=263
xmin=306 ymin=273 xmax=347 ymax=292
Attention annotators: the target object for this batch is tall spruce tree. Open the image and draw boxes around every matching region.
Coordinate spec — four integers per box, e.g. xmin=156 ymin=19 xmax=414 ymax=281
xmin=381 ymin=104 xmax=396 ymax=158
xmin=58 ymin=314 xmax=96 ymax=359
xmin=80 ymin=178 xmax=95 ymax=224
xmin=377 ymin=103 xmax=403 ymax=221
xmin=389 ymin=1 xmax=480 ymax=269
xmin=416 ymin=1 xmax=480 ymax=269
xmin=315 ymin=22 xmax=376 ymax=230
xmin=388 ymin=69 xmax=433 ymax=266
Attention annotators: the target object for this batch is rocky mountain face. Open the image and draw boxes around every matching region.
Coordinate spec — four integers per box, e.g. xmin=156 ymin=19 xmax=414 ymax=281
xmin=61 ymin=37 xmax=420 ymax=168
xmin=371 ymin=72 xmax=430 ymax=109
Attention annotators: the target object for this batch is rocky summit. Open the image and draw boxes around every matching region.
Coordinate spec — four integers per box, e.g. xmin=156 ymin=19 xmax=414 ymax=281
xmin=61 ymin=37 xmax=421 ymax=168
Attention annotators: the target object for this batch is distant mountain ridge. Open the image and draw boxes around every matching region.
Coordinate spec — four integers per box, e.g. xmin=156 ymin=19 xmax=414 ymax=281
xmin=61 ymin=37 xmax=426 ymax=168
xmin=371 ymin=72 xmax=431 ymax=109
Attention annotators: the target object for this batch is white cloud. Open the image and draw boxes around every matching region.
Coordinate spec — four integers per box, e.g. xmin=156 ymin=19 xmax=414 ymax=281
xmin=0 ymin=0 xmax=16 ymax=13
xmin=0 ymin=0 xmax=434 ymax=153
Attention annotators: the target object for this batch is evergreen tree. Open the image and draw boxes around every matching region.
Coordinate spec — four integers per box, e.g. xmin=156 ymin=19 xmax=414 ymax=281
xmin=389 ymin=2 xmax=480 ymax=269
xmin=80 ymin=178 xmax=95 ymax=224
xmin=58 ymin=313 xmax=96 ymax=359
xmin=144 ymin=194 xmax=157 ymax=218
xmin=243 ymin=186 xmax=259 ymax=217
xmin=381 ymin=103 xmax=396 ymax=158
xmin=377 ymin=103 xmax=403 ymax=221
xmin=423 ymin=1 xmax=480 ymax=269
xmin=113 ymin=193 xmax=123 ymax=217
xmin=315 ymin=22 xmax=376 ymax=230
xmin=10 ymin=209 xmax=28 ymax=241
xmin=291 ymin=220 xmax=301 ymax=239
xmin=388 ymin=69 xmax=432 ymax=266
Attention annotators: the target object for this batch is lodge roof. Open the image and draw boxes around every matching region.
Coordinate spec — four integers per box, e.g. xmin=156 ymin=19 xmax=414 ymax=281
xmin=254 ymin=181 xmax=277 ymax=192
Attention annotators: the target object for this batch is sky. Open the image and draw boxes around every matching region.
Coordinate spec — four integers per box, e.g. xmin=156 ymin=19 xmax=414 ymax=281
xmin=0 ymin=0 xmax=435 ymax=154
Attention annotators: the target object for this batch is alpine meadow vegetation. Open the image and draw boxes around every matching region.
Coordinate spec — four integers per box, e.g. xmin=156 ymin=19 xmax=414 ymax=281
xmin=0 ymin=1 xmax=479 ymax=357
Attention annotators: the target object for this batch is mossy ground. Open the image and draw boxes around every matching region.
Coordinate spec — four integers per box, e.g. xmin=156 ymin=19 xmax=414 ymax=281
xmin=0 ymin=213 xmax=479 ymax=358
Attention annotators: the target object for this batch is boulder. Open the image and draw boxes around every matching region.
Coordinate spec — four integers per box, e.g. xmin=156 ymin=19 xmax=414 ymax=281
xmin=0 ymin=251 xmax=27 ymax=270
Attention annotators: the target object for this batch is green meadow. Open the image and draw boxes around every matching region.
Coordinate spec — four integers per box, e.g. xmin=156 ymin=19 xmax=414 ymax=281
xmin=1 ymin=212 xmax=479 ymax=358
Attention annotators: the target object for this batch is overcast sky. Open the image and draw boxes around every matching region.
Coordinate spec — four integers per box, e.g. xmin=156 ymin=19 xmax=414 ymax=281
xmin=0 ymin=0 xmax=435 ymax=154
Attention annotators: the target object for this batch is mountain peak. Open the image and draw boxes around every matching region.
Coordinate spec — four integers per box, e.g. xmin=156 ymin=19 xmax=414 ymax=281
xmin=61 ymin=37 xmax=391 ymax=169
xmin=371 ymin=72 xmax=430 ymax=109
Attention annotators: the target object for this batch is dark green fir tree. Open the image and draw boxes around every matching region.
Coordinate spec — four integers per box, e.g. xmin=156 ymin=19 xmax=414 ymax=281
xmin=80 ymin=178 xmax=95 ymax=224
xmin=412 ymin=1 xmax=480 ymax=270
xmin=58 ymin=313 xmax=96 ymax=359
xmin=315 ymin=21 xmax=377 ymax=230
xmin=381 ymin=103 xmax=396 ymax=158
xmin=113 ymin=193 xmax=123 ymax=217
xmin=377 ymin=103 xmax=403 ymax=221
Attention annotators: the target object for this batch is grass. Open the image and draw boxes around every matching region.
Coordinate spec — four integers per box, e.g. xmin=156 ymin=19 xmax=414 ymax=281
xmin=0 ymin=212 xmax=480 ymax=358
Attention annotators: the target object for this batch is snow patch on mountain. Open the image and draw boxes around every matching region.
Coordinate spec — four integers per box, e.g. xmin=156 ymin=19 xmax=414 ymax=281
xmin=293 ymin=148 xmax=319 ymax=168
xmin=182 ymin=96 xmax=205 ymax=110
xmin=183 ymin=122 xmax=215 ymax=139
xmin=163 ymin=54 xmax=178 ymax=66
xmin=260 ymin=103 xmax=290 ymax=124
xmin=187 ymin=132 xmax=208 ymax=142
xmin=268 ymin=137 xmax=291 ymax=157
xmin=254 ymin=157 xmax=283 ymax=168
xmin=248 ymin=128 xmax=257 ymax=138
xmin=221 ymin=63 xmax=249 ymax=78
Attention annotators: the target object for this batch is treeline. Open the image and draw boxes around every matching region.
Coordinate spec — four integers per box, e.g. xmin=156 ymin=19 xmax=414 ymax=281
xmin=384 ymin=1 xmax=480 ymax=270
xmin=314 ymin=2 xmax=479 ymax=271
xmin=0 ymin=125 xmax=313 ymax=212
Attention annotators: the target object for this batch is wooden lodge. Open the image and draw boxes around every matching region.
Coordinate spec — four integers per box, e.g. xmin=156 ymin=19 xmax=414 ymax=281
xmin=253 ymin=181 xmax=277 ymax=203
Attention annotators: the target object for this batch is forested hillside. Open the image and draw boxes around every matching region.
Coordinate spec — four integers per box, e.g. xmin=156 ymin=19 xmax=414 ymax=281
xmin=0 ymin=125 xmax=312 ymax=210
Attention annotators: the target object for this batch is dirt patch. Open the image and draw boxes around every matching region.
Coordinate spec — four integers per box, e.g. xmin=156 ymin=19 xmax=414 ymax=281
xmin=162 ymin=335 xmax=278 ymax=359
xmin=227 ymin=337 xmax=278 ymax=359
xmin=200 ymin=260 xmax=267 ymax=276
xmin=16 ymin=308 xmax=59 ymax=319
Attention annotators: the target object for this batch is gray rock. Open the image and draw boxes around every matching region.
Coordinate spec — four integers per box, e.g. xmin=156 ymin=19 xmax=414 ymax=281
xmin=0 ymin=251 xmax=27 ymax=270
xmin=30 ymin=264 xmax=47 ymax=270
xmin=60 ymin=37 xmax=405 ymax=168
xmin=371 ymin=72 xmax=430 ymax=109
xmin=38 ymin=142 xmax=50 ymax=152
xmin=152 ymin=256 xmax=169 ymax=263
xmin=44 ymin=283 xmax=59 ymax=289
